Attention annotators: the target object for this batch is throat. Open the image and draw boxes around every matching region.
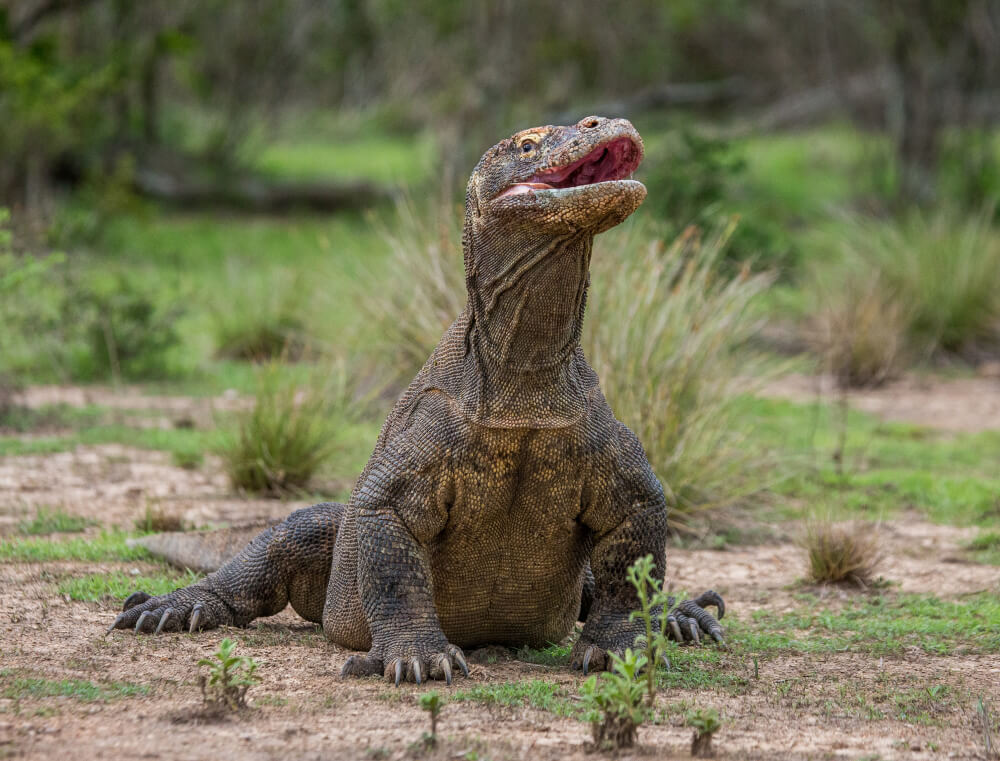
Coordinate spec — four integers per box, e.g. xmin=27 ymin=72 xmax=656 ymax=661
xmin=462 ymin=232 xmax=594 ymax=426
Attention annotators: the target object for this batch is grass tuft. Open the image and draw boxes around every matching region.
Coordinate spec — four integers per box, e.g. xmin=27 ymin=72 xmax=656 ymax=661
xmin=133 ymin=504 xmax=185 ymax=533
xmin=806 ymin=265 xmax=910 ymax=388
xmin=806 ymin=207 xmax=1000 ymax=374
xmin=18 ymin=508 xmax=97 ymax=535
xmin=219 ymin=361 xmax=355 ymax=495
xmin=210 ymin=265 xmax=309 ymax=362
xmin=800 ymin=515 xmax=883 ymax=586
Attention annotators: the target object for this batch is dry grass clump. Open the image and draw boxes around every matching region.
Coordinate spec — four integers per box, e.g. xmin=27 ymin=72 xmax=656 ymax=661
xmin=219 ymin=361 xmax=354 ymax=495
xmin=586 ymin=220 xmax=775 ymax=526
xmin=134 ymin=503 xmax=185 ymax=533
xmin=800 ymin=515 xmax=883 ymax=586
xmin=806 ymin=266 xmax=911 ymax=388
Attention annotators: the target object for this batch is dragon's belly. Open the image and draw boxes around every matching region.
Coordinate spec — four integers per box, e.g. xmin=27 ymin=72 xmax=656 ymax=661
xmin=429 ymin=425 xmax=591 ymax=648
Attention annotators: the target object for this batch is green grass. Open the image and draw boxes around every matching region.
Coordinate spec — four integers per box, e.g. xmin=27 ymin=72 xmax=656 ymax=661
xmin=967 ymin=531 xmax=1000 ymax=565
xmin=514 ymin=641 xmax=573 ymax=667
xmin=747 ymin=593 xmax=1000 ymax=655
xmin=57 ymin=568 xmax=202 ymax=602
xmin=0 ymin=531 xmax=149 ymax=562
xmin=450 ymin=679 xmax=579 ymax=718
xmin=255 ymin=131 xmax=435 ymax=185
xmin=18 ymin=508 xmax=97 ymax=535
xmin=0 ymin=423 xmax=221 ymax=457
xmin=0 ymin=671 xmax=149 ymax=702
xmin=738 ymin=396 xmax=1000 ymax=526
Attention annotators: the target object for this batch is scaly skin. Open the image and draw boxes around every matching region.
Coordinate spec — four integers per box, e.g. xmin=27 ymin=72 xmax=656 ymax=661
xmin=109 ymin=116 xmax=726 ymax=684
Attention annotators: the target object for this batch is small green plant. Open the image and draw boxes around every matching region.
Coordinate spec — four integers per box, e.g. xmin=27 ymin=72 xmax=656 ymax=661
xmin=197 ymin=638 xmax=259 ymax=713
xmin=978 ymin=696 xmax=998 ymax=760
xmin=626 ymin=554 xmax=672 ymax=705
xmin=924 ymin=684 xmax=947 ymax=701
xmin=687 ymin=707 xmax=722 ymax=758
xmin=580 ymin=648 xmax=648 ymax=750
xmin=800 ymin=515 xmax=883 ymax=587
xmin=417 ymin=691 xmax=443 ymax=749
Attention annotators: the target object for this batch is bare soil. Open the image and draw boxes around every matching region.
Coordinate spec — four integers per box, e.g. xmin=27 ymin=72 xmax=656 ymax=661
xmin=759 ymin=373 xmax=1000 ymax=434
xmin=1 ymin=384 xmax=998 ymax=760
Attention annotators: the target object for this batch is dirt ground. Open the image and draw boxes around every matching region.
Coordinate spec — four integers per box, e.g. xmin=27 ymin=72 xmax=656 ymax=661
xmin=758 ymin=373 xmax=1000 ymax=434
xmin=1 ymin=381 xmax=999 ymax=760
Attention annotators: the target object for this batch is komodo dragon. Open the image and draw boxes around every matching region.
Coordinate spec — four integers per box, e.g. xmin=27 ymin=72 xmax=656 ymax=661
xmin=108 ymin=116 xmax=726 ymax=684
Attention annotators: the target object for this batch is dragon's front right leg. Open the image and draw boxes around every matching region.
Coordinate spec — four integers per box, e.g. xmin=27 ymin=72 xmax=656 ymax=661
xmin=107 ymin=502 xmax=341 ymax=634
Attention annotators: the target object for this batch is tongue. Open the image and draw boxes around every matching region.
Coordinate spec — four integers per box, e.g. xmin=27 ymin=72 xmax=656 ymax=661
xmin=497 ymin=182 xmax=555 ymax=199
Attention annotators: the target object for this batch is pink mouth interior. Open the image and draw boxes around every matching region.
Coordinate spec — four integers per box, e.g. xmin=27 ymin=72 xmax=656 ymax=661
xmin=498 ymin=137 xmax=641 ymax=199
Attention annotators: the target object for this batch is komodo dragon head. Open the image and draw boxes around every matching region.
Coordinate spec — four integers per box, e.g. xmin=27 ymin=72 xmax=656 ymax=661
xmin=459 ymin=116 xmax=645 ymax=384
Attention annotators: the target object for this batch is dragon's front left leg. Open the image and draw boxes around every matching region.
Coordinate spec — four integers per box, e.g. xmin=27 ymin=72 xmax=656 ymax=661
xmin=570 ymin=426 xmax=725 ymax=673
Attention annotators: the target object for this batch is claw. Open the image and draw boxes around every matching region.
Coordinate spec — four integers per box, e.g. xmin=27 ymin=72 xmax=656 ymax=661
xmin=454 ymin=650 xmax=469 ymax=678
xmin=694 ymin=590 xmax=726 ymax=620
xmin=394 ymin=660 xmax=403 ymax=687
xmin=106 ymin=612 xmax=127 ymax=635
xmin=155 ymin=608 xmax=175 ymax=635
xmin=582 ymin=645 xmax=595 ymax=675
xmin=134 ymin=610 xmax=154 ymax=634
xmin=412 ymin=659 xmax=422 ymax=685
xmin=440 ymin=656 xmax=452 ymax=686
xmin=669 ymin=618 xmax=683 ymax=643
xmin=123 ymin=591 xmax=151 ymax=611
xmin=189 ymin=603 xmax=203 ymax=633
xmin=340 ymin=656 xmax=357 ymax=678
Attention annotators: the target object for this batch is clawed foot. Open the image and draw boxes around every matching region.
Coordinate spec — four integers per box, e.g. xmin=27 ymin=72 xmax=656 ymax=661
xmin=570 ymin=589 xmax=726 ymax=674
xmin=105 ymin=586 xmax=232 ymax=635
xmin=665 ymin=589 xmax=725 ymax=646
xmin=341 ymin=643 xmax=470 ymax=686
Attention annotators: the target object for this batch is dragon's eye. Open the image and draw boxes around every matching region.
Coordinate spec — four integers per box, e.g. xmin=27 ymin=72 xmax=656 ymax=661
xmin=520 ymin=139 xmax=536 ymax=153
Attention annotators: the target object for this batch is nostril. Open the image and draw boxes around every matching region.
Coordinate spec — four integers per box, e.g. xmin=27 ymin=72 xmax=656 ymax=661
xmin=582 ymin=118 xmax=599 ymax=129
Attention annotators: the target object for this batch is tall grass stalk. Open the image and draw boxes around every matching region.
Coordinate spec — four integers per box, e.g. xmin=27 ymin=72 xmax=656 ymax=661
xmin=586 ymin=221 xmax=774 ymax=526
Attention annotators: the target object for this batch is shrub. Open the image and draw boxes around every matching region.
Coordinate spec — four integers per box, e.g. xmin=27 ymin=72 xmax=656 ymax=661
xmin=640 ymin=126 xmax=794 ymax=275
xmin=800 ymin=515 xmax=883 ymax=587
xmin=219 ymin=361 xmax=353 ymax=495
xmin=586 ymin=221 xmax=774 ymax=525
xmin=687 ymin=707 xmax=722 ymax=758
xmin=198 ymin=638 xmax=259 ymax=713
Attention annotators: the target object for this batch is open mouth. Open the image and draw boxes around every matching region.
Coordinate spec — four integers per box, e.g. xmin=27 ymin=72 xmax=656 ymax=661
xmin=497 ymin=137 xmax=642 ymax=199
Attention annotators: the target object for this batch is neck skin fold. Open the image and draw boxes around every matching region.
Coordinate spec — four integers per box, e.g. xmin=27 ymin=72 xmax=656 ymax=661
xmin=458 ymin=222 xmax=595 ymax=427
